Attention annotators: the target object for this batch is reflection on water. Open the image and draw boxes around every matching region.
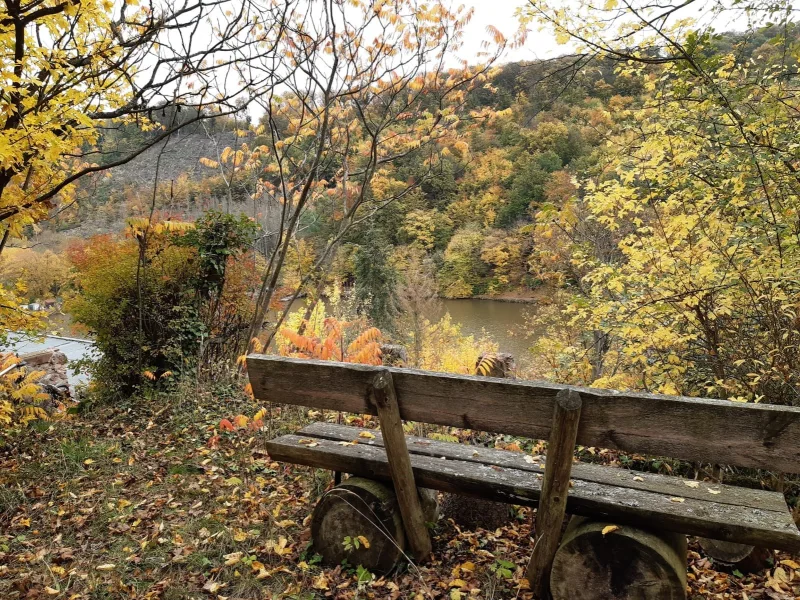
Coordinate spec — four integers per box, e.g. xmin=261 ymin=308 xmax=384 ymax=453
xmin=285 ymin=297 xmax=537 ymax=367
xmin=432 ymin=299 xmax=534 ymax=365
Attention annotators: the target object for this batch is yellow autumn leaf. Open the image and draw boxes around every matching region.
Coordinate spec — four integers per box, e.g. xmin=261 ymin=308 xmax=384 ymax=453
xmin=601 ymin=525 xmax=619 ymax=536
xmin=203 ymin=581 xmax=225 ymax=593
xmin=773 ymin=566 xmax=789 ymax=582
xmin=312 ymin=573 xmax=329 ymax=590
xmin=276 ymin=519 xmax=296 ymax=528
xmin=232 ymin=529 xmax=248 ymax=542
xmin=359 ymin=431 xmax=376 ymax=439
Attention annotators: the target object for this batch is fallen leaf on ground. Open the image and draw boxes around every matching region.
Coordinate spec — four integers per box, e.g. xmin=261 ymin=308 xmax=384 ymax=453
xmin=602 ymin=525 xmax=619 ymax=536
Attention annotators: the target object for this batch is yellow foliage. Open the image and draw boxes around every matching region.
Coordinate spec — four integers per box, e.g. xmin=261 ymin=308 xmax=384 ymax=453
xmin=525 ymin=2 xmax=800 ymax=404
xmin=0 ymin=249 xmax=72 ymax=301
xmin=0 ymin=354 xmax=49 ymax=427
xmin=416 ymin=314 xmax=498 ymax=375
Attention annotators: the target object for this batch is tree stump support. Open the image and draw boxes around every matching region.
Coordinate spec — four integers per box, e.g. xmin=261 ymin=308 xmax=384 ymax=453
xmin=697 ymin=465 xmax=770 ymax=571
xmin=550 ymin=516 xmax=687 ymax=600
xmin=311 ymin=477 xmax=406 ymax=573
xmin=370 ymin=370 xmax=432 ymax=562
xmin=526 ymin=388 xmax=582 ymax=598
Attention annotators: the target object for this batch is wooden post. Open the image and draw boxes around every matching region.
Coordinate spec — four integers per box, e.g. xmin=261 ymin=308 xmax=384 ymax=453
xmin=526 ymin=388 xmax=582 ymax=598
xmin=370 ymin=370 xmax=432 ymax=562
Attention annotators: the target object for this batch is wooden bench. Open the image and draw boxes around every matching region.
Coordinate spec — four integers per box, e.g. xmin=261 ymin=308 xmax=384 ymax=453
xmin=247 ymin=355 xmax=800 ymax=599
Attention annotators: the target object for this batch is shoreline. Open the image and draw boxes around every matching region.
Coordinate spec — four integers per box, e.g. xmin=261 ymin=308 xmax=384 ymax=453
xmin=451 ymin=286 xmax=556 ymax=304
xmin=470 ymin=295 xmax=539 ymax=304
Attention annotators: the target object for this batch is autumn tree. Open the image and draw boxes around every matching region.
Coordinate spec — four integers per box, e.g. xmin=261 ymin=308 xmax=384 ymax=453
xmin=68 ymin=212 xmax=257 ymax=393
xmin=439 ymin=225 xmax=489 ymax=297
xmin=0 ymin=249 xmax=72 ymax=301
xmin=353 ymin=228 xmax=398 ymax=334
xmin=0 ymin=0 xmax=292 ymax=334
xmin=236 ymin=1 xmax=504 ymax=351
xmin=524 ymin=0 xmax=800 ymax=404
xmin=395 ymin=249 xmax=440 ymax=366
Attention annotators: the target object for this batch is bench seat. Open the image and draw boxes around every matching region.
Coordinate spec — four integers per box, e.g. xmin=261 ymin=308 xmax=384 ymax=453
xmin=266 ymin=422 xmax=800 ymax=553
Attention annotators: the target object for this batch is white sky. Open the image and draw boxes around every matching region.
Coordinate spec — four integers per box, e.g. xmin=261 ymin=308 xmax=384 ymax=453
xmin=459 ymin=0 xmax=561 ymax=65
xmin=456 ymin=0 xmax=751 ymax=65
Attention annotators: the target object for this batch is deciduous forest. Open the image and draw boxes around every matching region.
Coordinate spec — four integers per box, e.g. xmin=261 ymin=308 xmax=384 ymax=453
xmin=1 ymin=0 xmax=800 ymax=598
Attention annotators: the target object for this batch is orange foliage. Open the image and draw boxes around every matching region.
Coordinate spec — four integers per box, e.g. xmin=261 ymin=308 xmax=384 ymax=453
xmin=279 ymin=318 xmax=382 ymax=366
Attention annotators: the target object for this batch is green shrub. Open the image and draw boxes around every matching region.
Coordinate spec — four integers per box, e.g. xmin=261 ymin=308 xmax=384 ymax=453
xmin=67 ymin=212 xmax=257 ymax=396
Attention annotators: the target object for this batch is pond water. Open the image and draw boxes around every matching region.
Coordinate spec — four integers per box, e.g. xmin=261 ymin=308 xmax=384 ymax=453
xmin=286 ymin=297 xmax=538 ymax=368
xmin=3 ymin=333 xmax=98 ymax=385
xmin=432 ymin=299 xmax=536 ymax=363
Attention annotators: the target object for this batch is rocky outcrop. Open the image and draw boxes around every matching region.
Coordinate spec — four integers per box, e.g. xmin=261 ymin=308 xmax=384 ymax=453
xmin=19 ymin=349 xmax=71 ymax=401
xmin=380 ymin=344 xmax=409 ymax=367
xmin=475 ymin=351 xmax=516 ymax=378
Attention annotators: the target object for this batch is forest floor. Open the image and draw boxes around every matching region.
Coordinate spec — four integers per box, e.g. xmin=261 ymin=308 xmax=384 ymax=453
xmin=1 ymin=391 xmax=798 ymax=600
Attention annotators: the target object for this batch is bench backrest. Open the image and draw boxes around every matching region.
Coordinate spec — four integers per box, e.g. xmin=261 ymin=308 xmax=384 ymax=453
xmin=247 ymin=355 xmax=800 ymax=474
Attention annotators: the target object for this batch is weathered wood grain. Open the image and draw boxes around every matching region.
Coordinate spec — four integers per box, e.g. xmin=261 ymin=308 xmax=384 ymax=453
xmin=298 ymin=422 xmax=789 ymax=513
xmin=527 ymin=389 xmax=583 ymax=596
xmin=247 ymin=355 xmax=800 ymax=473
xmin=265 ymin=434 xmax=800 ymax=551
xmin=369 ymin=371 xmax=431 ymax=562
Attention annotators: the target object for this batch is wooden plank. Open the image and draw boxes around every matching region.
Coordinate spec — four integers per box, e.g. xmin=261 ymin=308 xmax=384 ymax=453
xmin=299 ymin=422 xmax=789 ymax=513
xmin=265 ymin=434 xmax=800 ymax=552
xmin=369 ymin=371 xmax=432 ymax=562
xmin=527 ymin=389 xmax=583 ymax=596
xmin=247 ymin=355 xmax=800 ymax=473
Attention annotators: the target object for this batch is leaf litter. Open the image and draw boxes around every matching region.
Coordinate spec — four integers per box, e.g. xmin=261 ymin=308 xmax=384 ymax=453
xmin=0 ymin=394 xmax=797 ymax=599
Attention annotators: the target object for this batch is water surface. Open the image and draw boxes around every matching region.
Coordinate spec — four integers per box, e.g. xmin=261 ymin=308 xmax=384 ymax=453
xmin=287 ymin=297 xmax=537 ymax=368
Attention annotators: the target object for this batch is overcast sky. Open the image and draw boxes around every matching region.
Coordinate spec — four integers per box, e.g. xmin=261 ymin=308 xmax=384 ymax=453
xmin=459 ymin=0 xmax=561 ymax=65
xmin=457 ymin=0 xmax=750 ymax=65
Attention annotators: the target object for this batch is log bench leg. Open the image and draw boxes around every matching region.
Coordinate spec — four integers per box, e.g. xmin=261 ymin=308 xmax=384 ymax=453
xmin=311 ymin=477 xmax=407 ymax=573
xmin=310 ymin=477 xmax=440 ymax=574
xmin=697 ymin=538 xmax=770 ymax=572
xmin=549 ymin=516 xmax=687 ymax=600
